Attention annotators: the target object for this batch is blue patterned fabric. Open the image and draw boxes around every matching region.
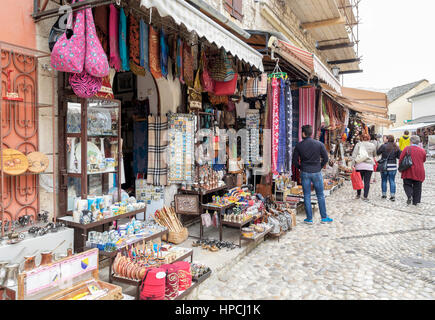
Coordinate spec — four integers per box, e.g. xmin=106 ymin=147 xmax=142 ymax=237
xmin=133 ymin=120 xmax=148 ymax=176
xmin=119 ymin=8 xmax=130 ymax=71
xmin=277 ymin=79 xmax=286 ymax=173
xmin=291 ymin=89 xmax=299 ymax=150
xmin=160 ymin=28 xmax=168 ymax=78
xmin=284 ymin=79 xmax=293 ymax=173
xmin=139 ymin=19 xmax=149 ymax=71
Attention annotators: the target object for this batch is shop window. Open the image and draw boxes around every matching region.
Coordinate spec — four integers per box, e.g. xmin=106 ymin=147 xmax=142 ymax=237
xmin=389 ymin=114 xmax=396 ymax=123
xmin=224 ymin=0 xmax=244 ymax=21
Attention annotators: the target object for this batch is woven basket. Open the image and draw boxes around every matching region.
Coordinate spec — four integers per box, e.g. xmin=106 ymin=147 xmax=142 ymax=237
xmin=162 ymin=227 xmax=188 ymax=244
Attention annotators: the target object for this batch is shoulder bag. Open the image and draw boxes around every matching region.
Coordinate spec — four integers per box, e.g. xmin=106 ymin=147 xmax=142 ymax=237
xmin=376 ymin=147 xmax=394 ymax=172
xmin=398 ymin=148 xmax=413 ymax=172
xmin=355 ymin=143 xmax=369 ymax=164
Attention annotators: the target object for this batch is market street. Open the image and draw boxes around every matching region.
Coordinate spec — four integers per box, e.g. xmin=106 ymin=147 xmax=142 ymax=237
xmin=195 ymin=163 xmax=435 ymax=300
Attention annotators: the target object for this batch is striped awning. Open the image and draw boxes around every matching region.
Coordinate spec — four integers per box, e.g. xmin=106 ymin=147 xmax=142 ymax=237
xmin=274 ymin=39 xmax=314 ymax=73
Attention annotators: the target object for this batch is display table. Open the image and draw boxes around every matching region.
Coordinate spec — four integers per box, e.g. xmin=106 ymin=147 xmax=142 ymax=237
xmin=110 ymin=249 xmax=194 ymax=300
xmin=86 ymin=229 xmax=169 ymax=283
xmin=0 ymin=228 xmax=74 ymax=263
xmin=58 ymin=207 xmax=146 ymax=251
xmin=177 ymin=185 xmax=234 ymax=240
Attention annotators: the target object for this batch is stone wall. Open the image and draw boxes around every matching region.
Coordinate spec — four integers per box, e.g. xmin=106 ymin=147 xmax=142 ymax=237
xmin=202 ymin=0 xmax=330 ymax=66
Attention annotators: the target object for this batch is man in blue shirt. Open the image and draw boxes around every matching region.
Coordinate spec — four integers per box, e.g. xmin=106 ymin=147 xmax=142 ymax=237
xmin=292 ymin=125 xmax=333 ymax=224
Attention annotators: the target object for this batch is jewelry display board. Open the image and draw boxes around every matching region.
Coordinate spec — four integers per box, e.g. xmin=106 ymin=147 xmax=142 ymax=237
xmin=167 ymin=113 xmax=195 ymax=183
xmin=246 ymin=109 xmax=260 ymax=167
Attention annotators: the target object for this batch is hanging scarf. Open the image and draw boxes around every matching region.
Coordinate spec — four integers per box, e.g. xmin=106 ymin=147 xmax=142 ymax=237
xmin=177 ymin=38 xmax=184 ymax=83
xmin=298 ymin=87 xmax=316 ymax=141
xmin=183 ymin=44 xmax=194 ymax=87
xmin=284 ymin=79 xmax=293 ymax=174
xmin=94 ymin=5 xmax=108 ymax=56
xmin=160 ymin=28 xmax=168 ymax=78
xmin=271 ymin=78 xmax=280 ymax=175
xmin=108 ymin=5 xmax=121 ymax=71
xmin=129 ymin=14 xmax=145 ymax=76
xmin=119 ymin=8 xmax=130 ymax=71
xmin=277 ymin=79 xmax=286 ymax=173
xmin=149 ymin=26 xmax=162 ymax=79
xmin=139 ymin=19 xmax=149 ymax=71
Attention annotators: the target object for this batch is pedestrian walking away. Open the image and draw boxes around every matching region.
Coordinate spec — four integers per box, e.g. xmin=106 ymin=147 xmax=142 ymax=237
xmin=351 ymin=133 xmax=377 ymax=200
xmin=399 ymin=130 xmax=411 ymax=151
xmin=292 ymin=125 xmax=333 ymax=225
xmin=399 ymin=135 xmax=426 ymax=206
xmin=370 ymin=133 xmax=379 ymax=183
xmin=377 ymin=135 xmax=401 ymax=201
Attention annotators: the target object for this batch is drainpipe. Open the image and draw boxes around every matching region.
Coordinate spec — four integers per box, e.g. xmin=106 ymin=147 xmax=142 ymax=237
xmin=186 ymin=0 xmax=251 ymax=39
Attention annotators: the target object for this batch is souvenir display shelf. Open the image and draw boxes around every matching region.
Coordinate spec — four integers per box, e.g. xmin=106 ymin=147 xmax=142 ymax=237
xmin=58 ymin=208 xmax=146 ymax=250
xmin=0 ymin=41 xmax=57 ymax=239
xmin=60 ymin=96 xmax=122 ymax=214
xmin=110 ymin=249 xmax=194 ymax=300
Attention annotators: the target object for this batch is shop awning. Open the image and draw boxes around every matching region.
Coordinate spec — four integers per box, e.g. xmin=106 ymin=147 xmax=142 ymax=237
xmin=389 ymin=123 xmax=435 ymax=132
xmin=140 ymin=0 xmax=264 ymax=72
xmin=359 ymin=114 xmax=393 ymax=126
xmin=313 ymin=55 xmax=341 ymax=94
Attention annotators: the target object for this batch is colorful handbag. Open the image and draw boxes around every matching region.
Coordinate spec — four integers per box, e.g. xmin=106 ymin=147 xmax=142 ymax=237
xmin=208 ymin=92 xmax=228 ymax=105
xmin=188 ymin=69 xmax=202 ymax=110
xmin=50 ymin=0 xmax=85 ymax=73
xmin=209 ymin=49 xmax=234 ymax=82
xmin=69 ymin=70 xmax=102 ymax=98
xmin=213 ymin=74 xmax=238 ymax=96
xmin=84 ymin=6 xmax=109 ymax=77
xmin=200 ymin=52 xmax=214 ymax=92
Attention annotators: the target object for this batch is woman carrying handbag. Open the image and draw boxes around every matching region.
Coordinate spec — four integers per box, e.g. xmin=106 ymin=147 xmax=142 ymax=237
xmin=351 ymin=134 xmax=377 ymax=201
xmin=376 ymin=135 xmax=401 ymax=201
xmin=399 ymin=135 xmax=426 ymax=206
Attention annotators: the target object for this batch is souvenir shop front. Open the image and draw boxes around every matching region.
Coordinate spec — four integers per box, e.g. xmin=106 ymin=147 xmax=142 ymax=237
xmin=0 ymin=0 xmax=272 ymax=300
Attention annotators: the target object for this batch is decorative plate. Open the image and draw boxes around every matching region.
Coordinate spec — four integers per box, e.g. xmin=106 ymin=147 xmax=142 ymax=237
xmin=0 ymin=149 xmax=29 ymax=175
xmin=27 ymin=152 xmax=49 ymax=173
xmin=75 ymin=141 xmax=103 ymax=169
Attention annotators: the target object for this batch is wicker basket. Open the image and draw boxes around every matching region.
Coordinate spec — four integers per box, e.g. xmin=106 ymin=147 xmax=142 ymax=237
xmin=162 ymin=227 xmax=189 ymax=244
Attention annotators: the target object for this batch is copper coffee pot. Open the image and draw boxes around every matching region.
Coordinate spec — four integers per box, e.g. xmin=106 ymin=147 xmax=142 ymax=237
xmin=23 ymin=255 xmax=36 ymax=271
xmin=40 ymin=251 xmax=53 ymax=266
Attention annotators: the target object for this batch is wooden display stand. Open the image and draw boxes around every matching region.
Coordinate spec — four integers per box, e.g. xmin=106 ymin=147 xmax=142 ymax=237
xmin=16 ymin=249 xmax=122 ymax=300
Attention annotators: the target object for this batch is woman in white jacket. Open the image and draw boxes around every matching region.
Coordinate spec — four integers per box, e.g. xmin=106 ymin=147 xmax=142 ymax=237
xmin=352 ymin=134 xmax=377 ymax=200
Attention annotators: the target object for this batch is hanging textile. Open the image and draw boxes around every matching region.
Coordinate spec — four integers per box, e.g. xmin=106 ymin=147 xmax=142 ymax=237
xmin=133 ymin=119 xmax=148 ymax=176
xmin=284 ymin=79 xmax=293 ymax=174
xmin=291 ymin=89 xmax=299 ymax=149
xmin=167 ymin=113 xmax=195 ymax=183
xmin=149 ymin=26 xmax=162 ymax=79
xmin=94 ymin=5 xmax=108 ymax=56
xmin=277 ymin=79 xmax=286 ymax=173
xmin=147 ymin=115 xmax=168 ymax=186
xmin=176 ymin=38 xmax=184 ymax=82
xmin=183 ymin=44 xmax=194 ymax=87
xmin=109 ymin=5 xmax=121 ymax=71
xmin=271 ymin=78 xmax=280 ymax=175
xmin=160 ymin=29 xmax=169 ymax=78
xmin=139 ymin=19 xmax=149 ymax=71
xmin=246 ymin=109 xmax=260 ymax=167
xmin=322 ymin=95 xmax=330 ymax=128
xmin=129 ymin=14 xmax=145 ymax=76
xmin=298 ymin=87 xmax=316 ymax=141
xmin=119 ymin=8 xmax=130 ymax=71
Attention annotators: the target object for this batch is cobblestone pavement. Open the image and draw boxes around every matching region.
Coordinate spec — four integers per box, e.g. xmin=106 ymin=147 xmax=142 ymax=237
xmin=196 ymin=163 xmax=435 ymax=300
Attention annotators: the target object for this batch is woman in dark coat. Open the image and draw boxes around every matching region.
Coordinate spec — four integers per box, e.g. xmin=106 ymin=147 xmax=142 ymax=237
xmin=377 ymin=135 xmax=401 ymax=201
xmin=399 ymin=135 xmax=426 ymax=206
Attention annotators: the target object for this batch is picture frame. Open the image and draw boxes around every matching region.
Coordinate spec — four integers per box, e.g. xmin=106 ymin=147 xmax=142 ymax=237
xmin=174 ymin=194 xmax=200 ymax=215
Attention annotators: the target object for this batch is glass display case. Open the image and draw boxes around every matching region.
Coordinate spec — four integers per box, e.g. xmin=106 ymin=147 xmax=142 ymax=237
xmin=61 ymin=97 xmax=121 ymax=215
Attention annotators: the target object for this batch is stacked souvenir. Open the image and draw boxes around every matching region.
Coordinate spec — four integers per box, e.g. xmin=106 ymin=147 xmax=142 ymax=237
xmin=86 ymin=218 xmax=166 ymax=251
xmin=73 ymin=194 xmax=146 ymax=224
xmin=241 ymin=222 xmax=270 ymax=238
xmin=190 ymin=263 xmax=211 ymax=281
xmin=196 ymin=164 xmax=224 ymax=190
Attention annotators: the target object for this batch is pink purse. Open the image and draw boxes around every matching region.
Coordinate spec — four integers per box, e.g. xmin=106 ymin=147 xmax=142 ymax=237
xmin=50 ymin=0 xmax=85 ymax=73
xmin=213 ymin=74 xmax=238 ymax=96
xmin=84 ymin=6 xmax=109 ymax=77
xmin=200 ymin=52 xmax=214 ymax=93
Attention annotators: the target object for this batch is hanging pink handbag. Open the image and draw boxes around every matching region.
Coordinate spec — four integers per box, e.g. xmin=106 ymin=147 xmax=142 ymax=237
xmin=84 ymin=6 xmax=109 ymax=77
xmin=50 ymin=0 xmax=85 ymax=73
xmin=69 ymin=71 xmax=102 ymax=98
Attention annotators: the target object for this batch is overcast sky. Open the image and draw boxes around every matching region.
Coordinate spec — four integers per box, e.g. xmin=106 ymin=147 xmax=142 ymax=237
xmin=341 ymin=0 xmax=435 ymax=92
